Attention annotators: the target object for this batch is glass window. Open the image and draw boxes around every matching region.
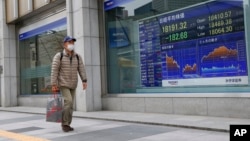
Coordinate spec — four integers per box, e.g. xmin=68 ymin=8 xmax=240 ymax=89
xmin=19 ymin=18 xmax=66 ymax=95
xmin=104 ymin=0 xmax=250 ymax=93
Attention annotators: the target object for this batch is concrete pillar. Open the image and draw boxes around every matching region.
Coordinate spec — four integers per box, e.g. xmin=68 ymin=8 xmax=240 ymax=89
xmin=0 ymin=0 xmax=18 ymax=107
xmin=66 ymin=0 xmax=102 ymax=112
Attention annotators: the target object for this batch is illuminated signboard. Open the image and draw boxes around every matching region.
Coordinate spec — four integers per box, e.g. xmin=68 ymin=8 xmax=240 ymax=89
xmin=104 ymin=0 xmax=134 ymax=11
xmin=139 ymin=0 xmax=247 ymax=87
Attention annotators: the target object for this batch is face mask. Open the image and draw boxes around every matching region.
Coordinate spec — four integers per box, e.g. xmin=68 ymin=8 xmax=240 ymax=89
xmin=67 ymin=44 xmax=75 ymax=51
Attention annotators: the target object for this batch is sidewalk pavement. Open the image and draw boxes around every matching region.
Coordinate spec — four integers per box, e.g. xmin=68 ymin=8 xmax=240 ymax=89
xmin=0 ymin=106 xmax=250 ymax=132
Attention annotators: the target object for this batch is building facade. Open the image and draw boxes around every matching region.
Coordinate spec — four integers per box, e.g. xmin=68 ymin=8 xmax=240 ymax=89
xmin=0 ymin=0 xmax=103 ymax=112
xmin=1 ymin=0 xmax=250 ymax=118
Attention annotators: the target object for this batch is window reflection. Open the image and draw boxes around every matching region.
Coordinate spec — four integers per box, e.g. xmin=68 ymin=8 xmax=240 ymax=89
xmin=105 ymin=0 xmax=248 ymax=93
xmin=20 ymin=25 xmax=66 ymax=95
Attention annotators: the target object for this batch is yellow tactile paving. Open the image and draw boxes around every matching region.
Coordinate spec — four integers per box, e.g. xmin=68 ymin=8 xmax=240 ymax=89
xmin=0 ymin=130 xmax=50 ymax=141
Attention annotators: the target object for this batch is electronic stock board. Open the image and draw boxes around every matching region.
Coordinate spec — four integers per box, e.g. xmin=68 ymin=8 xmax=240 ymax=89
xmin=139 ymin=0 xmax=248 ymax=87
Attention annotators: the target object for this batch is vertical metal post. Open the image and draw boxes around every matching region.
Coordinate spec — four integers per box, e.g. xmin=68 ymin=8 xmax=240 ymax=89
xmin=28 ymin=0 xmax=33 ymax=12
xmin=45 ymin=0 xmax=50 ymax=4
xmin=13 ymin=0 xmax=18 ymax=19
xmin=66 ymin=0 xmax=74 ymax=36
xmin=0 ymin=65 xmax=2 ymax=106
xmin=0 ymin=66 xmax=2 ymax=74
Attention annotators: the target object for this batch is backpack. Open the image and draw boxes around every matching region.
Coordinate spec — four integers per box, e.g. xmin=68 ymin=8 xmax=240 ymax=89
xmin=60 ymin=52 xmax=79 ymax=66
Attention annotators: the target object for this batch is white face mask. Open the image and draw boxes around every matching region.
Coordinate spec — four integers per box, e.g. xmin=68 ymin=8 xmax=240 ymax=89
xmin=67 ymin=44 xmax=75 ymax=51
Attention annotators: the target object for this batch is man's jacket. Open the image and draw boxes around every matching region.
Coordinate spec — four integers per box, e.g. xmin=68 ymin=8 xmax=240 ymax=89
xmin=51 ymin=50 xmax=87 ymax=89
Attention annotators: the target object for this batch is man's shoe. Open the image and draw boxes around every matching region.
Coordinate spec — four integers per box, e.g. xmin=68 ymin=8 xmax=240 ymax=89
xmin=62 ymin=125 xmax=71 ymax=132
xmin=69 ymin=126 xmax=74 ymax=131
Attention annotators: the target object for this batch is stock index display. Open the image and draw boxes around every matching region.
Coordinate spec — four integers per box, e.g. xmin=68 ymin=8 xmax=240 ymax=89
xmin=139 ymin=0 xmax=248 ymax=87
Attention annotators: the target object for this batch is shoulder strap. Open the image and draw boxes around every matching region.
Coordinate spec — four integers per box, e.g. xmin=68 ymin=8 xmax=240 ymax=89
xmin=76 ymin=54 xmax=79 ymax=66
xmin=60 ymin=52 xmax=79 ymax=66
xmin=60 ymin=52 xmax=63 ymax=61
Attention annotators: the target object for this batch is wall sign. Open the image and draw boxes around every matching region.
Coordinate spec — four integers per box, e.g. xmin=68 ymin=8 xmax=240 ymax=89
xmin=19 ymin=18 xmax=66 ymax=41
xmin=104 ymin=0 xmax=134 ymax=11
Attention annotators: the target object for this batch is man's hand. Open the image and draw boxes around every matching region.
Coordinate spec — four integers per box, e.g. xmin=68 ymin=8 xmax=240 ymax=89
xmin=83 ymin=82 xmax=87 ymax=90
xmin=52 ymin=85 xmax=59 ymax=92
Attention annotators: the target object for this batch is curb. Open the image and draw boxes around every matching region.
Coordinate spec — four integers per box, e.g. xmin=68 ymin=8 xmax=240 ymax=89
xmin=73 ymin=115 xmax=229 ymax=133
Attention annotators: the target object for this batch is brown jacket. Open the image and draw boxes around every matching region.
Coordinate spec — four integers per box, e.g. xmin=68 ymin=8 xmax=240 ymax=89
xmin=51 ymin=50 xmax=87 ymax=89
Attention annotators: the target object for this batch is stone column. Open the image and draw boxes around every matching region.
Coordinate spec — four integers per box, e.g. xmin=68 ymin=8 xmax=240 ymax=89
xmin=0 ymin=0 xmax=18 ymax=107
xmin=66 ymin=0 xmax=102 ymax=112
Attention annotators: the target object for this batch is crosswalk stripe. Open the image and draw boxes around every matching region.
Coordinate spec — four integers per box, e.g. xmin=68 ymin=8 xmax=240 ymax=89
xmin=0 ymin=130 xmax=50 ymax=141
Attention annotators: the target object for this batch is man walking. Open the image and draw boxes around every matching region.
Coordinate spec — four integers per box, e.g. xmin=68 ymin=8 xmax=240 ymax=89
xmin=51 ymin=36 xmax=87 ymax=132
